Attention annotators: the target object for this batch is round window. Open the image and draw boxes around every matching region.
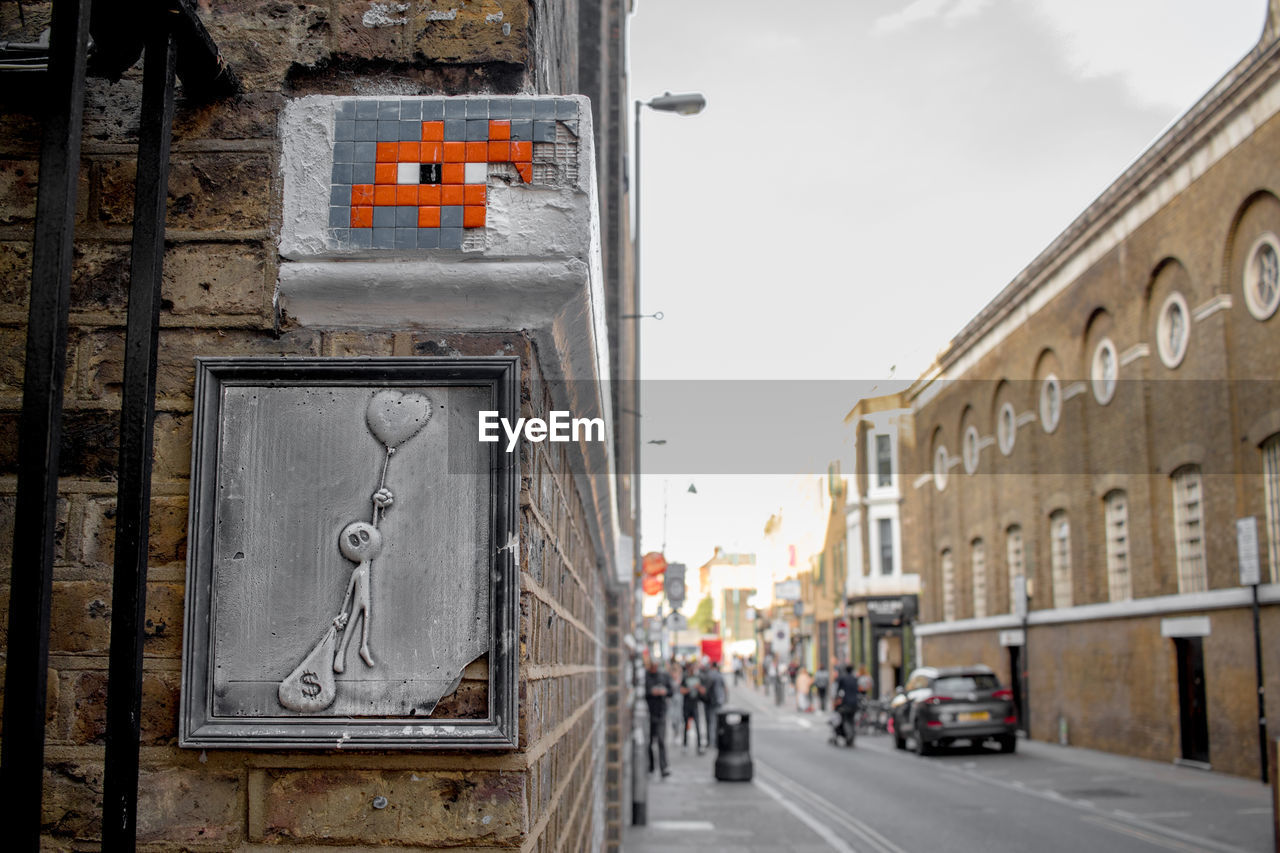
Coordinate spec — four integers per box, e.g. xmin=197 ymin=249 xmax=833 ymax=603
xmin=1156 ymin=292 xmax=1189 ymax=368
xmin=933 ymin=446 xmax=949 ymax=491
xmin=997 ymin=402 xmax=1016 ymax=456
xmin=1243 ymin=232 xmax=1280 ymax=321
xmin=1091 ymin=337 xmax=1117 ymax=405
xmin=962 ymin=426 xmax=980 ymax=474
xmin=1040 ymin=374 xmax=1061 ymax=433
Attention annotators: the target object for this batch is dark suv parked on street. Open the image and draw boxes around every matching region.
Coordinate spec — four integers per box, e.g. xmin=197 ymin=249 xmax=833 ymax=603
xmin=889 ymin=665 xmax=1018 ymax=755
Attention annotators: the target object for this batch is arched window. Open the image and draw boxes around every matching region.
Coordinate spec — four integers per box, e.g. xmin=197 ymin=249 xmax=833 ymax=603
xmin=1265 ymin=434 xmax=1280 ymax=584
xmin=1005 ymin=525 xmax=1024 ymax=614
xmin=971 ymin=538 xmax=987 ymax=619
xmin=1172 ymin=466 xmax=1207 ymax=593
xmin=941 ymin=549 xmax=956 ymax=622
xmin=1049 ymin=510 xmax=1072 ymax=608
xmin=1104 ymin=490 xmax=1131 ymax=602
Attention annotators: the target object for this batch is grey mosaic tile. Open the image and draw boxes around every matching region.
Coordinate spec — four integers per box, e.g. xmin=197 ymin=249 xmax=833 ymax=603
xmin=355 ymin=121 xmax=378 ymax=141
xmin=400 ymin=121 xmax=421 ymax=141
xmin=466 ymin=119 xmax=489 ymax=141
xmin=417 ymin=227 xmax=440 ymax=249
xmin=378 ymin=100 xmax=400 ymax=120
xmin=330 ymin=227 xmax=350 ymax=246
xmin=444 ymin=99 xmax=467 ymax=119
xmin=355 ymin=141 xmax=377 ymax=162
xmin=533 ymin=99 xmax=556 ymax=119
xmin=329 ymin=206 xmax=350 ymax=228
xmin=336 ymin=101 xmax=356 ymax=120
xmin=330 ymin=185 xmax=351 ymax=205
xmin=394 ymin=228 xmax=417 ymax=249
xmin=372 ymin=227 xmax=396 ymax=248
xmin=441 ymin=205 xmax=463 ymax=228
xmin=510 ymin=120 xmax=533 ymax=141
xmin=351 ymin=228 xmax=373 ymax=248
xmin=533 ymin=120 xmax=556 ymax=143
xmin=378 ymin=120 xmax=399 ymax=139
xmin=487 ymin=99 xmax=512 ymax=119
xmin=333 ymin=142 xmax=355 ymax=164
xmin=395 ymin=205 xmax=418 ymax=227
xmin=438 ymin=226 xmax=463 ymax=249
xmin=422 ymin=100 xmax=445 ymax=120
xmin=399 ymin=100 xmax=422 ymax=121
xmin=555 ymin=99 xmax=576 ymax=119
xmin=353 ymin=162 xmax=376 ymax=184
xmin=335 ymin=120 xmax=355 ymax=141
xmin=444 ymin=119 xmax=466 ymax=140
xmin=373 ymin=207 xmax=396 ymax=228
xmin=465 ymin=99 xmax=488 ymax=118
xmin=510 ymin=100 xmax=533 ymax=119
xmin=355 ymin=100 xmax=378 ymax=120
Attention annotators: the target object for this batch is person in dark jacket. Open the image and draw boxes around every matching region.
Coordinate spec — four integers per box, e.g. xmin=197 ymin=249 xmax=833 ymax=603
xmin=699 ymin=659 xmax=728 ymax=747
xmin=679 ymin=662 xmax=705 ymax=753
xmin=831 ymin=664 xmax=861 ymax=746
xmin=644 ymin=656 xmax=673 ymax=776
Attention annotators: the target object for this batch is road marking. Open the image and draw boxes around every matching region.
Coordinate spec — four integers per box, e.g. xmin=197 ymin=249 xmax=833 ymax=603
xmin=754 ymin=777 xmax=860 ymax=853
xmin=1081 ymin=815 xmax=1215 ymax=853
xmin=648 ymin=820 xmax=715 ymax=831
xmin=756 ymin=761 xmax=911 ymax=853
xmin=1236 ymin=807 xmax=1271 ymax=815
xmin=930 ymin=763 xmax=1255 ymax=853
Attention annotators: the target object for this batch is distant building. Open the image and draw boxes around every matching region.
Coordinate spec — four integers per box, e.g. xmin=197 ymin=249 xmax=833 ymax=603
xmin=902 ymin=6 xmax=1280 ymax=778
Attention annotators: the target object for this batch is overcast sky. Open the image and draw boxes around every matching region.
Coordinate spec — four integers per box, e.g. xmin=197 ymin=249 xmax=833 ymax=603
xmin=627 ymin=0 xmax=1267 ymax=568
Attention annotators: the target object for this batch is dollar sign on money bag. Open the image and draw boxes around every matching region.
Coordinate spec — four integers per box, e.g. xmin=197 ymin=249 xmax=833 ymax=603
xmin=279 ymin=626 xmax=338 ymax=712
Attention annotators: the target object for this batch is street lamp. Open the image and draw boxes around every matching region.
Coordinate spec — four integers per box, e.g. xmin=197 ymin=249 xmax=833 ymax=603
xmin=629 ymin=90 xmax=703 ymax=829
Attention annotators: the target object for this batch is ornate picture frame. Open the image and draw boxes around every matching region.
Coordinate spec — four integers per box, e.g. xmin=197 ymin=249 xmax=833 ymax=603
xmin=179 ymin=357 xmax=518 ymax=749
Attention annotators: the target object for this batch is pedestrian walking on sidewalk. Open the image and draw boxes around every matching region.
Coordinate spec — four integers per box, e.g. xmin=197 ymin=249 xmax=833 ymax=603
xmin=680 ymin=661 xmax=704 ymax=753
xmin=831 ymin=664 xmax=860 ymax=747
xmin=700 ymin=658 xmax=727 ymax=748
xmin=813 ymin=664 xmax=830 ymax=712
xmin=795 ymin=667 xmax=813 ymax=712
xmin=644 ymin=656 xmax=673 ymax=777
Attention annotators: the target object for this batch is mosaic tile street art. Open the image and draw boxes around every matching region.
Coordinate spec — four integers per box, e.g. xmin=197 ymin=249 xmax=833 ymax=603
xmin=328 ymin=98 xmax=580 ymax=251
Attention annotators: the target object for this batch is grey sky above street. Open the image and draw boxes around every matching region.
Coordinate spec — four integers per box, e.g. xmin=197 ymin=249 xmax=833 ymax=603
xmin=628 ymin=0 xmax=1266 ymax=567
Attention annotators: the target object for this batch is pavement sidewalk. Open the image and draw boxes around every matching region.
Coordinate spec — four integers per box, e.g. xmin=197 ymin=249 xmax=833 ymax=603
xmin=623 ymin=683 xmax=837 ymax=853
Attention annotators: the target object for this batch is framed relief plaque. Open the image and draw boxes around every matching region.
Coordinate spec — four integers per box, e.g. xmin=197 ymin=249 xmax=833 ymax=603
xmin=179 ymin=357 xmax=518 ymax=748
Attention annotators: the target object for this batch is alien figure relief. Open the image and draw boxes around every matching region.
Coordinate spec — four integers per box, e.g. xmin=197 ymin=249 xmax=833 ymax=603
xmin=277 ymin=390 xmax=432 ymax=713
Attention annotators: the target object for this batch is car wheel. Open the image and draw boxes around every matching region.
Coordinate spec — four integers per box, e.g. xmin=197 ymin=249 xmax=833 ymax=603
xmin=998 ymin=735 xmax=1016 ymax=754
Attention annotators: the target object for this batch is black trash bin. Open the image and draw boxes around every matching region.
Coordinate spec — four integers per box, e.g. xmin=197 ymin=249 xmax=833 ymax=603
xmin=714 ymin=709 xmax=752 ymax=781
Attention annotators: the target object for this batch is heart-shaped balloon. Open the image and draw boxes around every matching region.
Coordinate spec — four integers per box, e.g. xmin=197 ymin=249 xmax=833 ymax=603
xmin=366 ymin=390 xmax=432 ymax=449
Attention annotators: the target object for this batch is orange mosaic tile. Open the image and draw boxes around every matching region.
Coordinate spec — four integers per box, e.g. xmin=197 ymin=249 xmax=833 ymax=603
xmin=463 ymin=205 xmax=486 ymax=228
xmin=442 ymin=163 xmax=465 ymax=184
xmin=398 ymin=141 xmax=419 ymax=161
xmin=350 ymin=206 xmax=373 ymax=228
xmin=418 ymin=184 xmax=441 ymax=205
xmin=515 ymin=162 xmax=533 ymax=183
xmin=441 ymin=185 xmax=465 ymax=206
xmin=488 ymin=120 xmax=510 ymax=140
xmin=420 ymin=141 xmax=443 ymax=162
xmin=376 ymin=142 xmax=398 ymax=162
xmin=418 ymin=206 xmax=440 ymax=228
xmin=396 ymin=185 xmax=418 ymax=205
xmin=373 ymin=185 xmax=396 ymax=206
xmin=351 ymin=184 xmax=374 ymax=206
xmin=465 ymin=141 xmax=488 ymax=162
xmin=464 ymin=184 xmax=486 ymax=205
xmin=443 ymin=141 xmax=466 ymax=162
xmin=510 ymin=141 xmax=532 ymax=162
xmin=421 ymin=121 xmax=444 ymax=141
xmin=374 ymin=163 xmax=397 ymax=184
xmin=487 ymin=141 xmax=510 ymax=162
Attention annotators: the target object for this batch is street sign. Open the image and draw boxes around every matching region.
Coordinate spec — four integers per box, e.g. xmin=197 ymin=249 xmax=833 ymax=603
xmin=770 ymin=621 xmax=791 ymax=654
xmin=774 ymin=579 xmax=801 ymax=601
xmin=1013 ymin=575 xmax=1027 ymax=621
xmin=1237 ymin=517 xmax=1261 ymax=586
xmin=834 ymin=618 xmax=849 ymax=644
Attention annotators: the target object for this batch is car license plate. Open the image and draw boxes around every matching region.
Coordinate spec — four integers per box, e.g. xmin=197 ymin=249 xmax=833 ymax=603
xmin=957 ymin=711 xmax=990 ymax=722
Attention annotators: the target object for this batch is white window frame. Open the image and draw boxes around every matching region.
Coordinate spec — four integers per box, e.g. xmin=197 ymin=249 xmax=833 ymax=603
xmin=971 ymin=538 xmax=987 ymax=619
xmin=874 ymin=432 xmax=893 ymax=489
xmin=845 ymin=514 xmax=864 ymax=592
xmin=1040 ymin=374 xmax=1061 ymax=434
xmin=1265 ymin=434 xmax=1280 ymax=584
xmin=868 ymin=506 xmax=900 ymax=579
xmin=997 ymin=402 xmax=1017 ymax=456
xmin=1050 ymin=510 xmax=1072 ymax=608
xmin=1172 ymin=466 xmax=1208 ymax=594
xmin=1104 ymin=490 xmax=1131 ymax=602
xmin=1005 ymin=525 xmax=1024 ymax=614
xmin=933 ymin=445 xmax=949 ymax=491
xmin=963 ymin=425 xmax=981 ymax=474
xmin=941 ymin=549 xmax=956 ymax=622
xmin=1243 ymin=232 xmax=1280 ymax=321
xmin=1091 ymin=337 xmax=1118 ymax=405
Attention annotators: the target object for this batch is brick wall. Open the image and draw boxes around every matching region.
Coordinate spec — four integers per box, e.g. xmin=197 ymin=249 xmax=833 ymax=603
xmin=1 ymin=1 xmax=627 ymax=848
